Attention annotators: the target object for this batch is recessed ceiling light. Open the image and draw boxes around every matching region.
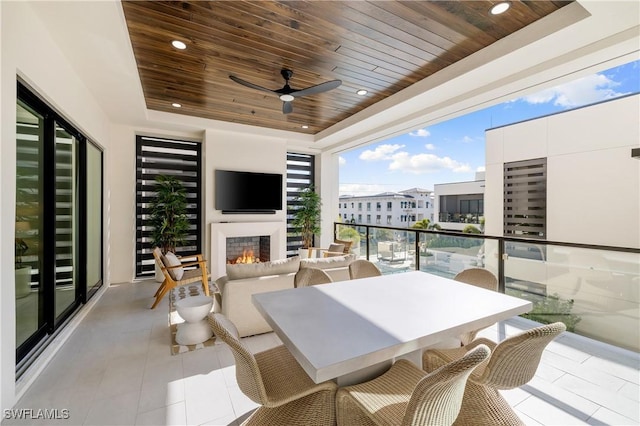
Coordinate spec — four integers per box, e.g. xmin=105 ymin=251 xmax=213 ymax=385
xmin=172 ymin=103 xmax=182 ymax=108
xmin=356 ymin=89 xmax=368 ymax=96
xmin=171 ymin=40 xmax=187 ymax=50
xmin=490 ymin=2 xmax=510 ymax=15
xmin=301 ymin=125 xmax=309 ymax=129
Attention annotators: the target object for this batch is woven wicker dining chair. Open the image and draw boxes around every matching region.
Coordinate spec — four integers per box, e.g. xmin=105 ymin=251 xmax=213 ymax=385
xmin=294 ymin=267 xmax=333 ymax=288
xmin=348 ymin=259 xmax=382 ymax=280
xmin=208 ymin=313 xmax=337 ymax=425
xmin=453 ymin=268 xmax=499 ymax=345
xmin=336 ymin=344 xmax=491 ymax=426
xmin=423 ymin=322 xmax=566 ymax=426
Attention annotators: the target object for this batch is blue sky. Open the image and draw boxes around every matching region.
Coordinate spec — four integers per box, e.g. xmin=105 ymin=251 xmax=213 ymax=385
xmin=339 ymin=59 xmax=639 ymax=196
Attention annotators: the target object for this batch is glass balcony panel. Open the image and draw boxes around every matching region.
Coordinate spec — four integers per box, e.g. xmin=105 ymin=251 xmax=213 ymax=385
xmin=505 ymin=243 xmax=640 ymax=352
xmin=417 ymin=233 xmax=485 ymax=279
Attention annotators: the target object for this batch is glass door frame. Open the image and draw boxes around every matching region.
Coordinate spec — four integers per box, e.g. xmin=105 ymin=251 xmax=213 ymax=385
xmin=16 ymin=81 xmax=103 ymax=366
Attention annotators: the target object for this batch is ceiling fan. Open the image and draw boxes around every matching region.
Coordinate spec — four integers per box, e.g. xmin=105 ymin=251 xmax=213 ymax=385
xmin=229 ymin=69 xmax=342 ymax=114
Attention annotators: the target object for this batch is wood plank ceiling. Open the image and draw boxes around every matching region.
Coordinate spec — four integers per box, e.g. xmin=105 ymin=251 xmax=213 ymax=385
xmin=122 ymin=1 xmax=572 ymax=135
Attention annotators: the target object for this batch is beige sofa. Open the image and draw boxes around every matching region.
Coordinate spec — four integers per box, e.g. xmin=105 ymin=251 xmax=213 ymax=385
xmin=214 ymin=254 xmax=355 ymax=337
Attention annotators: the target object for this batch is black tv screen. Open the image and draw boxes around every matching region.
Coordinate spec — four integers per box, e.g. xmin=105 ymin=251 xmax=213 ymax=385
xmin=215 ymin=169 xmax=283 ymax=213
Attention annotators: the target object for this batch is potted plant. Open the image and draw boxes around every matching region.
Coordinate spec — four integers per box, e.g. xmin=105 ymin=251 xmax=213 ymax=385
xmin=149 ymin=175 xmax=190 ymax=280
xmin=291 ymin=186 xmax=321 ymax=258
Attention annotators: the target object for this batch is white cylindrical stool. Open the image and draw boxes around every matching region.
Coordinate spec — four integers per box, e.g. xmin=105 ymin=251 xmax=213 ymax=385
xmin=175 ymin=295 xmax=214 ymax=345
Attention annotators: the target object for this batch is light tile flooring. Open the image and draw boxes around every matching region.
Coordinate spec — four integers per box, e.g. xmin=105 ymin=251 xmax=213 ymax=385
xmin=4 ymin=279 xmax=639 ymax=426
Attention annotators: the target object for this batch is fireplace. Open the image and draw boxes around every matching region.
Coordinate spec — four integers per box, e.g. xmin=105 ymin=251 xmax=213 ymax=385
xmin=210 ymin=222 xmax=286 ymax=279
xmin=226 ymin=236 xmax=270 ymax=264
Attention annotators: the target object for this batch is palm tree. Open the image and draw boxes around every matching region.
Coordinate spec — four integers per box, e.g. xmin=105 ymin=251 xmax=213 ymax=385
xmin=412 ymin=219 xmax=441 ymax=231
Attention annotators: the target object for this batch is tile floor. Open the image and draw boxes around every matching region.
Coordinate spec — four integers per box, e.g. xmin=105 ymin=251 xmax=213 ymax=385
xmin=3 ymin=279 xmax=639 ymax=426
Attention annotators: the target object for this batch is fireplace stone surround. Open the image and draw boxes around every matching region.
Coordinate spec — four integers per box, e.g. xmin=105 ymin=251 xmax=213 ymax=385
xmin=210 ymin=222 xmax=286 ymax=279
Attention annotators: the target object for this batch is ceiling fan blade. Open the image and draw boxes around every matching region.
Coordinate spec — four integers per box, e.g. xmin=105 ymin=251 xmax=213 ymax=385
xmin=229 ymin=75 xmax=275 ymax=94
xmin=291 ymin=79 xmax=342 ymax=98
xmin=282 ymin=101 xmax=293 ymax=114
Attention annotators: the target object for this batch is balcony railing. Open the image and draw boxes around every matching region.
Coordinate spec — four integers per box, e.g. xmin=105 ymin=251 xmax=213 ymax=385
xmin=334 ymin=222 xmax=640 ymax=353
xmin=438 ymin=212 xmax=483 ymax=224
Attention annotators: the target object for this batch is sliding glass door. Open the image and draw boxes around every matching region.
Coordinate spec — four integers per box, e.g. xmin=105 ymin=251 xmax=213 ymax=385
xmin=16 ymin=82 xmax=103 ymax=367
xmin=15 ymin=100 xmax=45 ymax=351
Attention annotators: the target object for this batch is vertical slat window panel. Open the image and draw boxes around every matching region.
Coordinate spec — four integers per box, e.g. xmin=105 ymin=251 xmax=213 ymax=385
xmin=286 ymin=153 xmax=315 ymax=257
xmin=504 ymin=158 xmax=547 ymax=239
xmin=135 ymin=136 xmax=202 ymax=278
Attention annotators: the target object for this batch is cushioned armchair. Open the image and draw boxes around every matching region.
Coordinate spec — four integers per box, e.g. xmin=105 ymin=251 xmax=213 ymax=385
xmin=307 ymin=238 xmax=353 ymax=258
xmin=151 ymin=247 xmax=209 ymax=309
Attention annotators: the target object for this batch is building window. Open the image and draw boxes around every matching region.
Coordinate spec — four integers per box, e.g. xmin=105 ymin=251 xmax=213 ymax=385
xmin=358 ymin=214 xmax=362 ymax=223
xmin=386 ymin=201 xmax=392 ymax=211
xmin=504 ymin=158 xmax=547 ymax=239
xmin=366 ymin=214 xmax=371 ymax=223
xmin=376 ymin=215 xmax=381 ymax=224
xmin=358 ymin=202 xmax=362 ymax=211
xmin=386 ymin=215 xmax=392 ymax=225
xmin=367 ymin=202 xmax=371 ymax=211
xmin=376 ymin=202 xmax=381 ymax=211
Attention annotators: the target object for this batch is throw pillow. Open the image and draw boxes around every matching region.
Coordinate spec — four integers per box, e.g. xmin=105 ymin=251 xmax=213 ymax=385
xmin=334 ymin=239 xmax=353 ymax=253
xmin=300 ymin=253 xmax=356 ymax=270
xmin=326 ymin=243 xmax=345 ymax=254
xmin=164 ymin=251 xmax=184 ymax=280
xmin=226 ymin=256 xmax=300 ymax=280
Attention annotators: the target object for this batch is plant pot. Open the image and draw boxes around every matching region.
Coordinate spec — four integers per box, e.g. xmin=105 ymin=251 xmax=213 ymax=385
xmin=15 ymin=266 xmax=32 ymax=298
xmin=298 ymin=248 xmax=310 ymax=259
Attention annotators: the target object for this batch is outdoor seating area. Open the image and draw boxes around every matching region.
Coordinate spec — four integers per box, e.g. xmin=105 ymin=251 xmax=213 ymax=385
xmin=3 ymin=1 xmax=639 ymax=422
xmin=6 ymin=277 xmax=638 ymax=426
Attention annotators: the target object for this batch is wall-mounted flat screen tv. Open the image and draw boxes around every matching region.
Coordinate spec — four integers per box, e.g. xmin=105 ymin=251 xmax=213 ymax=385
xmin=215 ymin=169 xmax=283 ymax=214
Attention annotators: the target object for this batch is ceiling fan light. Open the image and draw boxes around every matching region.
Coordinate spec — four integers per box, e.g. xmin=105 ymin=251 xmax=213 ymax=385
xmin=279 ymin=94 xmax=295 ymax=102
xmin=172 ymin=103 xmax=182 ymax=108
xmin=171 ymin=40 xmax=187 ymax=50
xmin=490 ymin=2 xmax=510 ymax=15
xmin=301 ymin=125 xmax=309 ymax=129
xmin=356 ymin=89 xmax=368 ymax=96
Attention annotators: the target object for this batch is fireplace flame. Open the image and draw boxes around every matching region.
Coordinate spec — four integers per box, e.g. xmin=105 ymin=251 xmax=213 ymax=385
xmin=232 ymin=248 xmax=259 ymax=264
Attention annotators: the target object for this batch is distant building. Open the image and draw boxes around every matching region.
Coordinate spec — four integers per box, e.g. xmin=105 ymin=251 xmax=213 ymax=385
xmin=339 ymin=188 xmax=434 ymax=228
xmin=434 ymin=172 xmax=485 ymax=232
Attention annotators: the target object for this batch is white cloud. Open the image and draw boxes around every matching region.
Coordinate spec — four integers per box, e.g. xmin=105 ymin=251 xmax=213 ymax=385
xmin=388 ymin=152 xmax=471 ymax=174
xmin=425 ymin=143 xmax=436 ymax=150
xmin=339 ymin=156 xmax=346 ymax=166
xmin=476 ymin=166 xmax=486 ymax=172
xmin=520 ymin=74 xmax=627 ymax=108
xmin=359 ymin=144 xmax=405 ymax=161
xmin=409 ymin=128 xmax=431 ymax=137
xmin=462 ymin=136 xmax=475 ymax=143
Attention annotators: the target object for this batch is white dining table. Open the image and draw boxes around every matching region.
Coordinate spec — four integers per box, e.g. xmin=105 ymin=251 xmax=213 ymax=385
xmin=252 ymin=270 xmax=532 ymax=385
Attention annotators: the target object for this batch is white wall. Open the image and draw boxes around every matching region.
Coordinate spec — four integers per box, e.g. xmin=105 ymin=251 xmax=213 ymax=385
xmin=0 ymin=2 xmax=112 ymax=411
xmin=485 ymin=94 xmax=640 ymax=248
xmin=204 ymin=129 xmax=290 ymax=268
